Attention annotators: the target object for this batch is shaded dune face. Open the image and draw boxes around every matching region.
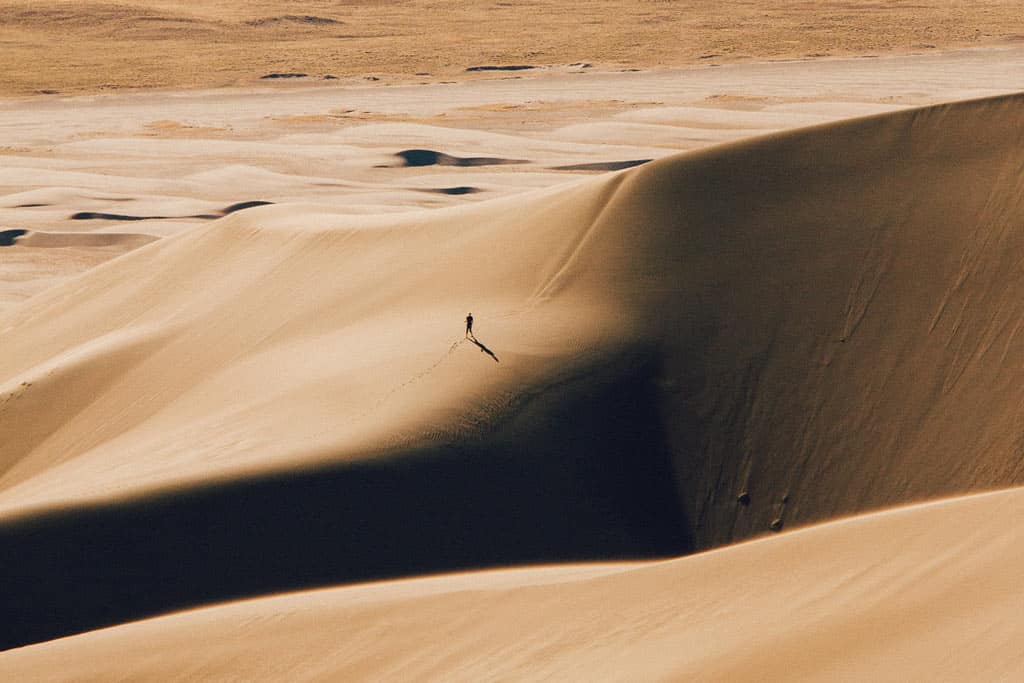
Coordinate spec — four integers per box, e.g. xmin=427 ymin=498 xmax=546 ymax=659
xmin=0 ymin=356 xmax=690 ymax=650
xmin=593 ymin=93 xmax=1024 ymax=548
xmin=2 ymin=94 xmax=1024 ymax=649
xmin=393 ymin=149 xmax=527 ymax=167
xmin=551 ymin=159 xmax=652 ymax=172
xmin=69 ymin=199 xmax=274 ymax=222
xmin=0 ymin=229 xmax=27 ymax=246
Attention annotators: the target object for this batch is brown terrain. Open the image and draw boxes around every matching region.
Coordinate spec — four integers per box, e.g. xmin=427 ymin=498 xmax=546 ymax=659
xmin=0 ymin=1 xmax=1022 ymax=95
xmin=2 ymin=2 xmax=1024 ymax=680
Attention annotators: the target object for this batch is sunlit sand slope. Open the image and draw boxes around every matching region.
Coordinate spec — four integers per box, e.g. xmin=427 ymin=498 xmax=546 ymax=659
xmin=2 ymin=93 xmax=1024 ymax=648
xmin=3 ymin=487 xmax=1022 ymax=680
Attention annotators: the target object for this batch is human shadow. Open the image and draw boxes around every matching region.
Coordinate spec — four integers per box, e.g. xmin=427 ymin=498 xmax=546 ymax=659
xmin=468 ymin=335 xmax=499 ymax=362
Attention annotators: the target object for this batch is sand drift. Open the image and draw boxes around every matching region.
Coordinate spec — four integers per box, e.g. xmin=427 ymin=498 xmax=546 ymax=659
xmin=2 ymin=93 xmax=1024 ymax=653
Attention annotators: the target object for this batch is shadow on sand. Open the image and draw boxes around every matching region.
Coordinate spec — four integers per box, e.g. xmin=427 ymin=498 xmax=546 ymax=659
xmin=389 ymin=149 xmax=527 ymax=168
xmin=0 ymin=229 xmax=28 ymax=246
xmin=551 ymin=159 xmax=651 ymax=172
xmin=0 ymin=353 xmax=690 ymax=650
xmin=468 ymin=334 xmax=500 ymax=362
xmin=69 ymin=200 xmax=274 ymax=223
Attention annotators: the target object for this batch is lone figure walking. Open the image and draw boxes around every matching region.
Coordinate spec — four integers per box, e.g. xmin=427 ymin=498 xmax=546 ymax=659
xmin=465 ymin=312 xmax=474 ymax=338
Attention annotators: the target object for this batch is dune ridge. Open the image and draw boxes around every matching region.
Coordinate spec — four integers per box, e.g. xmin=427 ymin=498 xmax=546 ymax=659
xmin=2 ymin=92 xmax=1024 ymax=649
xmin=3 ymin=485 xmax=1023 ymax=680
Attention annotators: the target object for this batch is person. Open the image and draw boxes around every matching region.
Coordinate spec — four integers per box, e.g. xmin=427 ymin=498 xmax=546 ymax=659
xmin=465 ymin=312 xmax=474 ymax=338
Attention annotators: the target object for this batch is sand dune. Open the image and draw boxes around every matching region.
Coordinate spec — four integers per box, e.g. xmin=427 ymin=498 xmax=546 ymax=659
xmin=3 ymin=89 xmax=1024 ymax=653
xmin=4 ymin=486 xmax=1023 ymax=680
xmin=14 ymin=230 xmax=158 ymax=249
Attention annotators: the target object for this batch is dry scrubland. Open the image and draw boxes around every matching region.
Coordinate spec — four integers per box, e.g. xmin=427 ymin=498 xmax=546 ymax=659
xmin=0 ymin=0 xmax=1023 ymax=95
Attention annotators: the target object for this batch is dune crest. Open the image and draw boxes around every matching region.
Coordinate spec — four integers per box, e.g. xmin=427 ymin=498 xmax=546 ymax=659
xmin=2 ymin=93 xmax=1024 ymax=648
xmin=3 ymin=486 xmax=1023 ymax=680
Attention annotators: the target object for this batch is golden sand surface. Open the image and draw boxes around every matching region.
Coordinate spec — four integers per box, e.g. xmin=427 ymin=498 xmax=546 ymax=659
xmin=6 ymin=488 xmax=1023 ymax=680
xmin=3 ymin=4 xmax=1024 ymax=677
xmin=1 ymin=0 xmax=1024 ymax=96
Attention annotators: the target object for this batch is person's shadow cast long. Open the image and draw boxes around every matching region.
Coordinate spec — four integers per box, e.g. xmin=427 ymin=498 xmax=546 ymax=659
xmin=468 ymin=335 xmax=499 ymax=362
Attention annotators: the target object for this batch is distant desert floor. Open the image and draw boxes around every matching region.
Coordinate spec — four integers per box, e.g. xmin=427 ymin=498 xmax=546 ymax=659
xmin=3 ymin=45 xmax=1024 ymax=678
xmin=3 ymin=0 xmax=1024 ymax=96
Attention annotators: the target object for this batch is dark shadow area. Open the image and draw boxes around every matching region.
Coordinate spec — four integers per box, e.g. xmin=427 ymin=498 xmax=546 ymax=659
xmin=70 ymin=202 xmax=274 ymax=223
xmin=14 ymin=203 xmax=49 ymax=208
xmin=392 ymin=149 xmax=527 ymax=168
xmin=552 ymin=160 xmax=652 ymax=172
xmin=220 ymin=200 xmax=275 ymax=215
xmin=420 ymin=186 xmax=480 ymax=196
xmin=70 ymin=212 xmax=153 ymax=221
xmin=466 ymin=65 xmax=536 ymax=72
xmin=247 ymin=15 xmax=340 ymax=26
xmin=0 ymin=358 xmax=691 ymax=650
xmin=468 ymin=336 xmax=500 ymax=362
xmin=0 ymin=229 xmax=28 ymax=246
xmin=260 ymin=73 xmax=308 ymax=79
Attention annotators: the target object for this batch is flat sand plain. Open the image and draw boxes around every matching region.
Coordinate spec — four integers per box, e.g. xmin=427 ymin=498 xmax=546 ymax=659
xmin=2 ymin=4 xmax=1024 ymax=679
xmin=2 ymin=0 xmax=1024 ymax=96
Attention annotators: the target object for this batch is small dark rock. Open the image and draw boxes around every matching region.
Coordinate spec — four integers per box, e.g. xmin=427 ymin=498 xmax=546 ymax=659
xmin=737 ymin=492 xmax=751 ymax=506
xmin=769 ymin=518 xmax=784 ymax=532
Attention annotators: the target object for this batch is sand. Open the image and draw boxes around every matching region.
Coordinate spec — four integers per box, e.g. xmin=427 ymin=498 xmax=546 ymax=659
xmin=4 ymin=487 xmax=1023 ymax=680
xmin=2 ymin=5 xmax=1024 ymax=678
xmin=2 ymin=1 xmax=1024 ymax=96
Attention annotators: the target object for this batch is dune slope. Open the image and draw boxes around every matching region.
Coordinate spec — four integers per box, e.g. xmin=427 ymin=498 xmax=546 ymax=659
xmin=3 ymin=486 xmax=1023 ymax=680
xmin=2 ymin=93 xmax=1024 ymax=648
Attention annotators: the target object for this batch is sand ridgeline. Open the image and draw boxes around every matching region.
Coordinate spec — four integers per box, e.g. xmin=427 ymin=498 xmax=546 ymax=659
xmin=2 ymin=92 xmax=1024 ymax=653
xmin=3 ymin=486 xmax=1023 ymax=680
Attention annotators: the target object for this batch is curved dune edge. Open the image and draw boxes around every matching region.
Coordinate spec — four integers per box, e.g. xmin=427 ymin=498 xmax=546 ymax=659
xmin=12 ymin=231 xmax=159 ymax=249
xmin=3 ymin=92 xmax=1024 ymax=647
xmin=2 ymin=486 xmax=1022 ymax=680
